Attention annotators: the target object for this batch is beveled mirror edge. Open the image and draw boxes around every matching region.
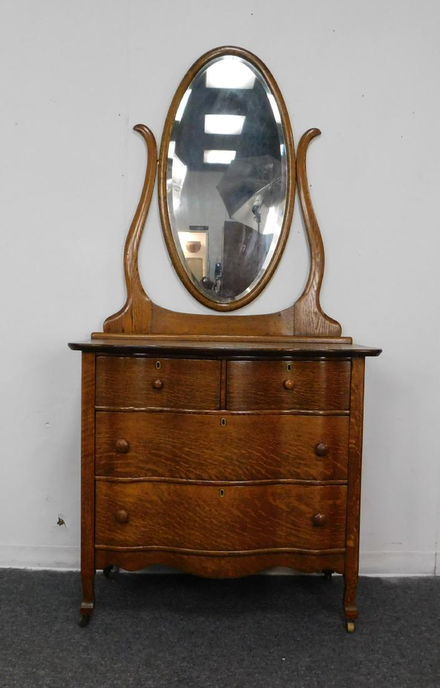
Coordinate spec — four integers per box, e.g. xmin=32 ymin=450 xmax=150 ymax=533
xmin=158 ymin=45 xmax=296 ymax=312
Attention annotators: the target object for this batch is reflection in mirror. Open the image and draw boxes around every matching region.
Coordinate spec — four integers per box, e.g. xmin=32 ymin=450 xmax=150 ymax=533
xmin=166 ymin=55 xmax=289 ymax=305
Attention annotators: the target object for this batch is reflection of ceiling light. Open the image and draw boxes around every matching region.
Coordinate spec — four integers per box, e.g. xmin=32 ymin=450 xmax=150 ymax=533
xmin=206 ymin=58 xmax=255 ymax=89
xmin=171 ymin=155 xmax=187 ymax=211
xmin=175 ymin=89 xmax=192 ymax=121
xmin=263 ymin=205 xmax=279 ymax=235
xmin=173 ymin=155 xmax=187 ymax=185
xmin=204 ymin=114 xmax=245 ymax=135
xmin=267 ymin=93 xmax=282 ymax=124
xmin=203 ymin=149 xmax=236 ymax=165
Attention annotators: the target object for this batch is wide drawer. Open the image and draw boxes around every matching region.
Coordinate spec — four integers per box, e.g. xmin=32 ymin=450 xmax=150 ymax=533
xmin=226 ymin=360 xmax=351 ymax=410
xmin=95 ymin=412 xmax=349 ymax=481
xmin=95 ymin=482 xmax=347 ymax=551
xmin=95 ymin=356 xmax=221 ymax=409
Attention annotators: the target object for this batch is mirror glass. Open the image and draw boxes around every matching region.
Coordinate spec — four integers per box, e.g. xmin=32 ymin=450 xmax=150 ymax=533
xmin=164 ymin=54 xmax=290 ymax=305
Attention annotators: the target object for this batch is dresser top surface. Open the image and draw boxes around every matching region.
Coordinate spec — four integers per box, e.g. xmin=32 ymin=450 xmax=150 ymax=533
xmin=68 ymin=338 xmax=381 ymax=358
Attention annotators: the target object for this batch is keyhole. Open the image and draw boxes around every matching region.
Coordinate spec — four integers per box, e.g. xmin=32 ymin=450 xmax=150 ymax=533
xmin=155 ymin=361 xmax=161 ymax=370
xmin=287 ymin=363 xmax=292 ymax=371
xmin=219 ymin=489 xmax=225 ymax=497
xmin=220 ymin=418 xmax=227 ymax=426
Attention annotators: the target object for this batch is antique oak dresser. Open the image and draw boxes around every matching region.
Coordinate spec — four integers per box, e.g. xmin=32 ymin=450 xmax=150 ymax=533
xmin=69 ymin=46 xmax=381 ymax=631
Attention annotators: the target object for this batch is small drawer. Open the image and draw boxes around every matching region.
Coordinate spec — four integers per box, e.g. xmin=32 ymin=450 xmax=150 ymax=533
xmin=95 ymin=356 xmax=221 ymax=409
xmin=95 ymin=482 xmax=347 ymax=551
xmin=226 ymin=360 xmax=351 ymax=411
xmin=95 ymin=412 xmax=349 ymax=481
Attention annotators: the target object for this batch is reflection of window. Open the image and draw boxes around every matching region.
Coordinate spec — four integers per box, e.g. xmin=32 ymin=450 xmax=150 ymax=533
xmin=206 ymin=58 xmax=255 ymax=89
xmin=203 ymin=150 xmax=236 ymax=165
xmin=204 ymin=115 xmax=245 ymax=135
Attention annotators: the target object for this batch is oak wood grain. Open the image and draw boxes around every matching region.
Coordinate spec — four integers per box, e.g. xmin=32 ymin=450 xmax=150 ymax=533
xmin=226 ymin=360 xmax=351 ymax=410
xmin=95 ymin=482 xmax=347 ymax=551
xmin=294 ymin=129 xmax=342 ymax=337
xmin=95 ymin=411 xmax=349 ymax=481
xmin=95 ymin=356 xmax=221 ymax=409
xmin=73 ymin=339 xmax=382 ymax=357
xmin=103 ymin=125 xmax=157 ymax=335
xmin=344 ymin=357 xmax=365 ymax=622
xmin=95 ymin=549 xmax=345 ymax=577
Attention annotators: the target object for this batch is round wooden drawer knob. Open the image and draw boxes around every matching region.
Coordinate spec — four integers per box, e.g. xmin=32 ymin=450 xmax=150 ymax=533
xmin=115 ymin=509 xmax=129 ymax=524
xmin=315 ymin=442 xmax=329 ymax=457
xmin=152 ymin=379 xmax=164 ymax=390
xmin=115 ymin=439 xmax=130 ymax=453
xmin=312 ymin=513 xmax=327 ymax=527
xmin=283 ymin=379 xmax=294 ymax=390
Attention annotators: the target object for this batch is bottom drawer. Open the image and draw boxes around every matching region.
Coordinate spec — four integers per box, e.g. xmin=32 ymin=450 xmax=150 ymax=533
xmin=95 ymin=482 xmax=346 ymax=552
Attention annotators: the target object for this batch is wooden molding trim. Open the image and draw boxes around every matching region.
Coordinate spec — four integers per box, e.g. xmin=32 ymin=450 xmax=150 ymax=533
xmin=293 ymin=128 xmax=342 ymax=337
xmin=95 ymin=545 xmax=345 ymax=556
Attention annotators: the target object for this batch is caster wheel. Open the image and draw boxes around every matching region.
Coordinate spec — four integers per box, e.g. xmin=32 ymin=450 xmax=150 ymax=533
xmin=346 ymin=620 xmax=356 ymax=633
xmin=103 ymin=565 xmax=119 ymax=578
xmin=79 ymin=614 xmax=91 ymax=627
xmin=323 ymin=569 xmax=333 ymax=581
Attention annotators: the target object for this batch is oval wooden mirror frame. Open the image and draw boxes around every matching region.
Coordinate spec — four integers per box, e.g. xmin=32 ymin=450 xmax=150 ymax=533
xmin=158 ymin=46 xmax=296 ymax=312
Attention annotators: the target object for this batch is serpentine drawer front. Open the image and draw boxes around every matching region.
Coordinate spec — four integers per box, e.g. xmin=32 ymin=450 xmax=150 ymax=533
xmin=95 ymin=411 xmax=349 ymax=481
xmin=95 ymin=482 xmax=347 ymax=552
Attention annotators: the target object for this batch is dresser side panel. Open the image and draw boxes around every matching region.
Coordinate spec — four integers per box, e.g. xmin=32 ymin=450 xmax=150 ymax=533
xmin=80 ymin=352 xmax=96 ymax=612
xmin=344 ymin=357 xmax=365 ymax=620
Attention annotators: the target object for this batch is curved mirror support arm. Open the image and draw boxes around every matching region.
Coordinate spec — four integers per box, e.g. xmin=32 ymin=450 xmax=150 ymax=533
xmin=293 ymin=128 xmax=341 ymax=337
xmin=103 ymin=125 xmax=157 ymax=335
xmin=97 ymin=123 xmax=346 ymax=341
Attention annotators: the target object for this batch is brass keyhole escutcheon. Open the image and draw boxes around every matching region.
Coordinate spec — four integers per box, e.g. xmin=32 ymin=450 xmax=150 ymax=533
xmin=219 ymin=489 xmax=225 ymax=497
xmin=286 ymin=362 xmax=293 ymax=371
xmin=155 ymin=361 xmax=161 ymax=370
xmin=220 ymin=418 xmax=227 ymax=426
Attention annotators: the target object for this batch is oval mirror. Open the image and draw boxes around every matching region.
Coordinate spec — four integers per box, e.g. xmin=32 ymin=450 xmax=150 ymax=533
xmin=159 ymin=47 xmax=295 ymax=311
